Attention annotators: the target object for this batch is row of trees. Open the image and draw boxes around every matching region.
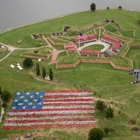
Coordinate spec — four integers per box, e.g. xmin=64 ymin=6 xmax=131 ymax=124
xmin=96 ymin=100 xmax=114 ymax=119
xmin=90 ymin=3 xmax=123 ymax=11
xmin=87 ymin=100 xmax=115 ymax=140
xmin=22 ymin=58 xmax=54 ymax=81
xmin=88 ymin=127 xmax=114 ymax=140
xmin=36 ymin=63 xmax=53 ymax=80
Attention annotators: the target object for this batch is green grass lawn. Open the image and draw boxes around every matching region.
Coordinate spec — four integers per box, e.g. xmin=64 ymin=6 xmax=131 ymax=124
xmin=57 ymin=51 xmax=67 ymax=60
xmin=118 ymin=30 xmax=134 ymax=38
xmin=21 ymin=47 xmax=51 ymax=57
xmin=112 ymin=57 xmax=132 ymax=68
xmin=126 ymin=48 xmax=140 ymax=68
xmin=1 ymin=9 xmax=140 ymax=140
xmin=84 ymin=44 xmax=104 ymax=50
xmin=58 ymin=52 xmax=80 ymax=64
xmin=53 ymin=45 xmax=64 ymax=51
xmin=105 ymin=23 xmax=118 ymax=32
xmin=0 ymin=48 xmax=10 ymax=59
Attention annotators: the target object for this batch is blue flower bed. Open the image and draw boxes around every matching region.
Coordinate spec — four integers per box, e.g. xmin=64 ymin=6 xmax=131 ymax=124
xmin=10 ymin=91 xmax=45 ymax=110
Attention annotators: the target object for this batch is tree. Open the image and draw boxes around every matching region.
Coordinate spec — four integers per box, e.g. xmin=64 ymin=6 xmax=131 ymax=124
xmin=23 ymin=58 xmax=33 ymax=68
xmin=96 ymin=100 xmax=107 ymax=112
xmin=49 ymin=68 xmax=53 ymax=81
xmin=104 ymin=127 xmax=110 ymax=135
xmin=1 ymin=90 xmax=11 ymax=102
xmin=105 ymin=106 xmax=114 ymax=119
xmin=36 ymin=63 xmax=40 ymax=76
xmin=2 ymin=103 xmax=7 ymax=108
xmin=90 ymin=3 xmax=96 ymax=11
xmin=107 ymin=7 xmax=109 ymax=10
xmin=88 ymin=128 xmax=104 ymax=140
xmin=118 ymin=6 xmax=122 ymax=10
xmin=42 ymin=66 xmax=46 ymax=78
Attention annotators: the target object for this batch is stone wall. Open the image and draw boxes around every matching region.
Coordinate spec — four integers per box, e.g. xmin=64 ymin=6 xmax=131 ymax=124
xmin=56 ymin=58 xmax=132 ymax=71
xmin=56 ymin=60 xmax=80 ymax=69
xmin=47 ymin=37 xmax=65 ymax=46
xmin=110 ymin=61 xmax=132 ymax=71
xmin=20 ymin=54 xmax=50 ymax=60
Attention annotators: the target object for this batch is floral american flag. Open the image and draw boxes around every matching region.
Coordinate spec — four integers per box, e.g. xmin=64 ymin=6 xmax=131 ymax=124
xmin=3 ymin=90 xmax=95 ymax=130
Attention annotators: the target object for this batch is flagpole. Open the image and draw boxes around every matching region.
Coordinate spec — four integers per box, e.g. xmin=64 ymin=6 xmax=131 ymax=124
xmin=79 ymin=37 xmax=80 ymax=48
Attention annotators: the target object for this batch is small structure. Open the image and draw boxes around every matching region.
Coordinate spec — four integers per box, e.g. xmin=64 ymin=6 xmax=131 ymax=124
xmin=129 ymin=68 xmax=140 ymax=82
xmin=17 ymin=40 xmax=22 ymax=44
xmin=10 ymin=64 xmax=15 ymax=68
xmin=17 ymin=63 xmax=23 ymax=70
xmin=64 ymin=26 xmax=71 ymax=32
xmin=75 ymin=34 xmax=96 ymax=45
xmin=45 ymin=76 xmax=50 ymax=80
xmin=38 ymin=59 xmax=41 ymax=61
xmin=0 ymin=45 xmax=5 ymax=49
xmin=104 ymin=49 xmax=116 ymax=57
xmin=65 ymin=42 xmax=76 ymax=52
xmin=81 ymin=49 xmax=100 ymax=57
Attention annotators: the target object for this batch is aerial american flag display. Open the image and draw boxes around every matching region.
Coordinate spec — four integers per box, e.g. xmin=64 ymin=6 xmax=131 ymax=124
xmin=3 ymin=90 xmax=95 ymax=130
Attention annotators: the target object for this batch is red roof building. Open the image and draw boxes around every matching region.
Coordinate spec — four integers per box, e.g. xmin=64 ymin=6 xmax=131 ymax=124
xmin=65 ymin=42 xmax=76 ymax=52
xmin=101 ymin=35 xmax=123 ymax=52
xmin=81 ymin=49 xmax=100 ymax=57
xmin=75 ymin=34 xmax=96 ymax=44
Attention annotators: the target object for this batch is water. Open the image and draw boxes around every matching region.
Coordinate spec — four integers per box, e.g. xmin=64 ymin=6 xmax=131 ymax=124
xmin=0 ymin=0 xmax=140 ymax=32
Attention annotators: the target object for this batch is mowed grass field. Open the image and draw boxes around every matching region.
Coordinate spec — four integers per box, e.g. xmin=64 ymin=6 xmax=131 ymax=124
xmin=84 ymin=44 xmax=104 ymax=50
xmin=0 ymin=9 xmax=140 ymax=140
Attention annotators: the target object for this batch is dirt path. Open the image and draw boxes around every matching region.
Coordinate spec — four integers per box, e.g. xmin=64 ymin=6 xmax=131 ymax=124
xmin=0 ymin=43 xmax=36 ymax=62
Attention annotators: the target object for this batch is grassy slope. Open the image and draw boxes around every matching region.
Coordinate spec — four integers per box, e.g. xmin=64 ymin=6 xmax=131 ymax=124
xmin=84 ymin=44 xmax=104 ymax=50
xmin=126 ymin=48 xmax=140 ymax=68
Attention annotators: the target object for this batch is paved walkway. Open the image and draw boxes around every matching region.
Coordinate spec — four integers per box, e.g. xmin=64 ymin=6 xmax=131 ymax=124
xmin=78 ymin=40 xmax=110 ymax=52
xmin=42 ymin=35 xmax=60 ymax=63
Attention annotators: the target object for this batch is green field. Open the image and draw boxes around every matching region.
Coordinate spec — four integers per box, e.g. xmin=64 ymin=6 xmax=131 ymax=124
xmin=0 ymin=9 xmax=140 ymax=140
xmin=126 ymin=48 xmax=140 ymax=68
xmin=53 ymin=45 xmax=64 ymax=51
xmin=84 ymin=44 xmax=104 ymax=50
xmin=57 ymin=51 xmax=67 ymax=60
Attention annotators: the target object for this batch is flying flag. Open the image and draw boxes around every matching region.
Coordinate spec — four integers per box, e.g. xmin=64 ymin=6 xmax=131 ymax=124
xmin=3 ymin=90 xmax=95 ymax=130
xmin=79 ymin=32 xmax=88 ymax=40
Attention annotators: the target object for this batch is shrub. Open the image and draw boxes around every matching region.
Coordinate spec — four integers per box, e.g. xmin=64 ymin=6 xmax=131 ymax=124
xmin=23 ymin=58 xmax=33 ymax=68
xmin=118 ymin=6 xmax=122 ymax=10
xmin=1 ymin=90 xmax=11 ymax=103
xmin=67 ymin=29 xmax=78 ymax=36
xmin=90 ymin=3 xmax=96 ymax=11
xmin=105 ymin=106 xmax=114 ymax=119
xmin=88 ymin=128 xmax=104 ymax=140
xmin=42 ymin=66 xmax=46 ymax=78
xmin=36 ymin=63 xmax=40 ymax=76
xmin=49 ymin=68 xmax=53 ymax=81
xmin=104 ymin=127 xmax=110 ymax=135
xmin=2 ymin=103 xmax=7 ymax=108
xmin=96 ymin=100 xmax=107 ymax=112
